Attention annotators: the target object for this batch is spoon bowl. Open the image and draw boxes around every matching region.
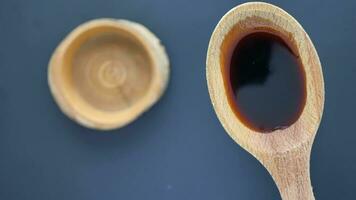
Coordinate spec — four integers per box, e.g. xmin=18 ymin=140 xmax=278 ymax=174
xmin=206 ymin=2 xmax=324 ymax=199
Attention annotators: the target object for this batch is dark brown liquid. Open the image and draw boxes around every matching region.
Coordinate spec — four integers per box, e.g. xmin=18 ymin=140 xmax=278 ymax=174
xmin=225 ymin=32 xmax=306 ymax=133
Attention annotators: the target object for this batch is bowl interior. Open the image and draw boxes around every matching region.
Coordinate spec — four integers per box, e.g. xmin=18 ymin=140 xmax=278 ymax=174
xmin=62 ymin=26 xmax=153 ymax=113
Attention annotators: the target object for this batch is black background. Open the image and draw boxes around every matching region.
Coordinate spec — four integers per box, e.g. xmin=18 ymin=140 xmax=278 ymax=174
xmin=0 ymin=0 xmax=355 ymax=199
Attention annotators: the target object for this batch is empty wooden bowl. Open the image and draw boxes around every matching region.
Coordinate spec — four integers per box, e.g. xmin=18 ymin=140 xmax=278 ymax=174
xmin=49 ymin=19 xmax=169 ymax=130
xmin=207 ymin=2 xmax=324 ymax=200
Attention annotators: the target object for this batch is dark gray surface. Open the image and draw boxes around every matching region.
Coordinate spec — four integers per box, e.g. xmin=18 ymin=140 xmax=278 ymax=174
xmin=0 ymin=0 xmax=355 ymax=199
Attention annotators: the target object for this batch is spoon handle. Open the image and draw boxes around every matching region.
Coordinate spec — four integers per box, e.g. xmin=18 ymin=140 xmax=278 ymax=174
xmin=263 ymin=144 xmax=315 ymax=200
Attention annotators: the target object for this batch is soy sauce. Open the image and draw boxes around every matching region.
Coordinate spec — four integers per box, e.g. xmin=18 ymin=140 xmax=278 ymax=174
xmin=224 ymin=32 xmax=306 ymax=133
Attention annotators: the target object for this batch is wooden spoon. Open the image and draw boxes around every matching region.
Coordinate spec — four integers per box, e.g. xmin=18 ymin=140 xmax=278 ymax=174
xmin=206 ymin=2 xmax=324 ymax=200
xmin=49 ymin=19 xmax=169 ymax=130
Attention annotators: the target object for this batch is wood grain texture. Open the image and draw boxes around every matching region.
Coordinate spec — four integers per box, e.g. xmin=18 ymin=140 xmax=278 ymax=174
xmin=48 ymin=19 xmax=169 ymax=130
xmin=206 ymin=2 xmax=324 ymax=200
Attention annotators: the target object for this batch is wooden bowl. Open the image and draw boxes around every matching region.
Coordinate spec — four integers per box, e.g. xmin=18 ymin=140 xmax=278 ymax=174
xmin=48 ymin=19 xmax=169 ymax=130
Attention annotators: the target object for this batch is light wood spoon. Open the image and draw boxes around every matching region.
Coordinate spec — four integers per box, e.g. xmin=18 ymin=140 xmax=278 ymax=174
xmin=206 ymin=2 xmax=324 ymax=200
